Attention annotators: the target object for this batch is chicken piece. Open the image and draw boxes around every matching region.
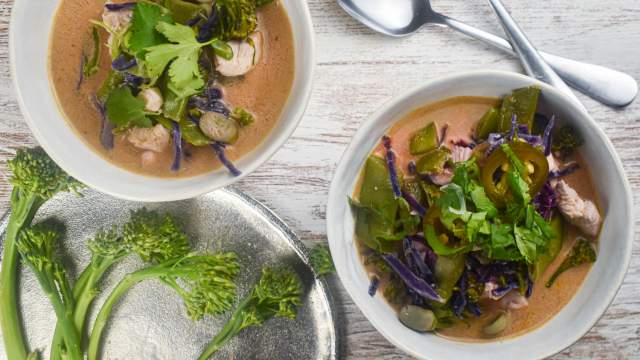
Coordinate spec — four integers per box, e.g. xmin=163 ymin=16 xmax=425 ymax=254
xmin=214 ymin=32 xmax=262 ymax=77
xmin=428 ymin=167 xmax=453 ymax=186
xmin=451 ymin=145 xmax=473 ymax=163
xmin=500 ymin=291 xmax=529 ymax=310
xmin=141 ymin=151 xmax=157 ymax=166
xmin=127 ymin=124 xmax=170 ymax=153
xmin=555 ymin=180 xmax=602 ymax=237
xmin=102 ymin=6 xmax=133 ymax=32
xmin=138 ymin=88 xmax=163 ymax=113
xmin=482 ymin=281 xmax=500 ymax=300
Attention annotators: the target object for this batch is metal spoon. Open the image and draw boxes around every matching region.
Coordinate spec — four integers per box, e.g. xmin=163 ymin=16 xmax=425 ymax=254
xmin=337 ymin=0 xmax=638 ymax=107
xmin=487 ymin=0 xmax=585 ymax=111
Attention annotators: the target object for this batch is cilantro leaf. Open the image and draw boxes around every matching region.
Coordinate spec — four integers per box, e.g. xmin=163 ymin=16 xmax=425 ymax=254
xmin=491 ymin=223 xmax=515 ymax=248
xmin=128 ymin=3 xmax=173 ymax=57
xmin=507 ymin=170 xmax=531 ymax=205
xmin=514 ymin=226 xmax=545 ymax=263
xmin=105 ymin=87 xmax=152 ymax=130
xmin=469 ymin=183 xmax=498 ymax=218
xmin=144 ymin=22 xmax=217 ymax=98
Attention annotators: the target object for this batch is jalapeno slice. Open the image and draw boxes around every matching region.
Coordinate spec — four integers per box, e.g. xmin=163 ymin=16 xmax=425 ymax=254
xmin=481 ymin=141 xmax=548 ymax=206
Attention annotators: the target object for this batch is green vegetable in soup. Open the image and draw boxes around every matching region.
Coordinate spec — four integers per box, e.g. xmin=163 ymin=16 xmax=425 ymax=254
xmin=498 ymin=87 xmax=540 ymax=132
xmin=416 ymin=147 xmax=450 ymax=174
xmin=128 ymin=2 xmax=173 ymax=57
xmin=97 ymin=70 xmax=124 ymax=103
xmin=545 ymin=238 xmax=596 ymax=287
xmin=552 ymin=125 xmax=584 ymax=158
xmin=409 ymin=122 xmax=439 ymax=155
xmin=105 ymin=87 xmax=152 ymax=130
xmin=351 ymin=156 xmax=402 ymax=252
xmin=475 ymin=107 xmax=500 ymax=140
xmin=163 ymin=0 xmax=206 ymax=25
xmin=83 ymin=25 xmax=102 ymax=78
xmin=432 ymin=253 xmax=465 ymax=302
xmin=533 ymin=213 xmax=563 ymax=280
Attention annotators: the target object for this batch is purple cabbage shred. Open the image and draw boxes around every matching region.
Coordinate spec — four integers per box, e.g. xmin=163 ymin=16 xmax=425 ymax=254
xmin=197 ymin=8 xmax=219 ymax=42
xmin=507 ymin=114 xmax=518 ymax=141
xmin=92 ymin=96 xmax=114 ymax=150
xmin=104 ymin=2 xmax=136 ymax=11
xmin=542 ymin=115 xmax=556 ymax=156
xmin=401 ymin=190 xmax=426 ymax=217
xmin=549 ymin=162 xmax=580 ymax=180
xmin=112 ymin=55 xmax=137 ymax=71
xmin=123 ymin=73 xmax=144 ymax=91
xmin=189 ymin=95 xmax=230 ymax=117
xmin=171 ymin=122 xmax=182 ymax=171
xmin=381 ymin=253 xmax=444 ymax=303
xmin=533 ymin=181 xmax=557 ymax=220
xmin=451 ymin=270 xmax=468 ymax=317
xmin=212 ymin=142 xmax=241 ymax=177
xmin=368 ymin=276 xmax=380 ymax=296
xmin=381 ymin=136 xmax=401 ymax=198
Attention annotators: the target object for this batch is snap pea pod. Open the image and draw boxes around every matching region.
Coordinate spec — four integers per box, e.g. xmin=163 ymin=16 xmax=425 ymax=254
xmin=353 ymin=156 xmax=400 ymax=252
xmin=96 ymin=70 xmax=124 ymax=103
xmin=533 ymin=213 xmax=564 ymax=280
xmin=475 ymin=107 xmax=500 ymax=140
xmin=416 ymin=147 xmax=450 ymax=175
xmin=410 ymin=122 xmax=439 ymax=155
xmin=432 ymin=254 xmax=465 ymax=302
xmin=498 ymin=87 xmax=541 ymax=132
xmin=163 ymin=0 xmax=206 ymax=24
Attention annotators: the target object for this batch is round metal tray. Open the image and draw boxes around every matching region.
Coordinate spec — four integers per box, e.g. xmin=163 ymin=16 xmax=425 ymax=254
xmin=0 ymin=188 xmax=339 ymax=359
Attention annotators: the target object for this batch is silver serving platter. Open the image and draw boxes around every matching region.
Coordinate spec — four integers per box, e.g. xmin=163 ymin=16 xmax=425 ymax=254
xmin=0 ymin=188 xmax=339 ymax=359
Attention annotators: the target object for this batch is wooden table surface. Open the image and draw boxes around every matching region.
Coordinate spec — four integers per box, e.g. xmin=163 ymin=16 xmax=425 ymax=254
xmin=1 ymin=0 xmax=639 ymax=358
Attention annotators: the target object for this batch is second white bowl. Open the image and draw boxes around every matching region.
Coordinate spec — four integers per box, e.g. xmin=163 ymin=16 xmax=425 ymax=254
xmin=326 ymin=70 xmax=633 ymax=360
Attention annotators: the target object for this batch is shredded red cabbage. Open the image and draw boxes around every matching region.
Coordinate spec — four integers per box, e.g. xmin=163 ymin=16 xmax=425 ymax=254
xmin=92 ymin=96 xmax=114 ymax=150
xmin=171 ymin=122 xmax=182 ymax=171
xmin=533 ymin=181 xmax=556 ymax=220
xmin=212 ymin=143 xmax=241 ymax=177
xmin=401 ymin=190 xmax=426 ymax=217
xmin=403 ymin=238 xmax=435 ymax=286
xmin=381 ymin=136 xmax=401 ymax=198
xmin=197 ymin=8 xmax=220 ymax=43
xmin=507 ymin=114 xmax=518 ymax=141
xmin=104 ymin=3 xmax=136 ymax=11
xmin=407 ymin=235 xmax=437 ymax=269
xmin=112 ymin=54 xmax=137 ymax=71
xmin=189 ymin=96 xmax=230 ymax=116
xmin=451 ymin=270 xmax=468 ymax=317
xmin=542 ymin=115 xmax=556 ymax=156
xmin=123 ymin=73 xmax=144 ymax=92
xmin=381 ymin=254 xmax=444 ymax=303
xmin=549 ymin=162 xmax=580 ymax=180
xmin=368 ymin=276 xmax=380 ymax=297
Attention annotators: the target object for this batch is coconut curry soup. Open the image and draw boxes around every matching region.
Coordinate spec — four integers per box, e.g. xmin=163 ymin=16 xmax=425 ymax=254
xmin=50 ymin=0 xmax=294 ymax=178
xmin=351 ymin=88 xmax=602 ymax=341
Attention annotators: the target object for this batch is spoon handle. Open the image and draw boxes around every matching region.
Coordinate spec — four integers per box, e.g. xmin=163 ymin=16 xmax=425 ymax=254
xmin=434 ymin=14 xmax=637 ymax=107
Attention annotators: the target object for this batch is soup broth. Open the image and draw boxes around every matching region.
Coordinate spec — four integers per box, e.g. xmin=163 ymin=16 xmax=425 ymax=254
xmin=49 ymin=0 xmax=295 ymax=178
xmin=355 ymin=96 xmax=599 ymax=341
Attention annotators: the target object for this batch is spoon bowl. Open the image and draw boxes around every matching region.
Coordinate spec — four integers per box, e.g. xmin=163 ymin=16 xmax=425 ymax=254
xmin=337 ymin=0 xmax=638 ymax=107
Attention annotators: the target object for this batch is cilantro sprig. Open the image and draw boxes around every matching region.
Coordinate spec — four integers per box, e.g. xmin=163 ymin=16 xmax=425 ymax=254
xmin=144 ymin=22 xmax=231 ymax=98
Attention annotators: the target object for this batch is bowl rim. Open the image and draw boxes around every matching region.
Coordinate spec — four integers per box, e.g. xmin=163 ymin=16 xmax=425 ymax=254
xmin=326 ymin=69 xmax=633 ymax=359
xmin=9 ymin=0 xmax=316 ymax=202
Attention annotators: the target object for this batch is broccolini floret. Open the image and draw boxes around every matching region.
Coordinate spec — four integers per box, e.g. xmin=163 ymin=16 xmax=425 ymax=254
xmin=87 ymin=251 xmax=240 ymax=360
xmin=16 ymin=222 xmax=82 ymax=360
xmin=0 ymin=148 xmax=82 ymax=360
xmin=197 ymin=267 xmax=303 ymax=360
xmin=552 ymin=125 xmax=584 ymax=158
xmin=546 ymin=238 xmax=596 ymax=287
xmin=51 ymin=208 xmax=191 ymax=360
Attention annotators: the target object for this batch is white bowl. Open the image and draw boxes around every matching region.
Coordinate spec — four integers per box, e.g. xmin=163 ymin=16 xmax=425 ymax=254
xmin=10 ymin=0 xmax=315 ymax=202
xmin=327 ymin=70 xmax=633 ymax=360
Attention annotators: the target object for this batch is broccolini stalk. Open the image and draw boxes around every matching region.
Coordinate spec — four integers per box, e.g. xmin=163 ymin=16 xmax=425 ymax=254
xmin=51 ymin=209 xmax=191 ymax=360
xmin=546 ymin=238 xmax=596 ymax=287
xmin=197 ymin=267 xmax=303 ymax=360
xmin=16 ymin=223 xmax=83 ymax=360
xmin=87 ymin=253 xmax=240 ymax=360
xmin=0 ymin=148 xmax=82 ymax=360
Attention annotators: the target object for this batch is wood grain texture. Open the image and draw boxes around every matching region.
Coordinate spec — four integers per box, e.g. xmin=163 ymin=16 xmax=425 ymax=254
xmin=1 ymin=0 xmax=639 ymax=358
